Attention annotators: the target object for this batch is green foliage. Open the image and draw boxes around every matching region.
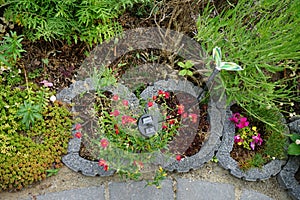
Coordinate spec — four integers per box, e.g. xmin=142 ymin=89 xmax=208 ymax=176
xmin=4 ymin=0 xmax=152 ymax=45
xmin=147 ymin=166 xmax=167 ymax=189
xmin=196 ymin=0 xmax=300 ymax=125
xmin=287 ymin=134 xmax=300 ymax=156
xmin=178 ymin=60 xmax=194 ymax=76
xmin=0 ymin=84 xmax=73 ymax=191
xmin=17 ymin=100 xmax=42 ymax=129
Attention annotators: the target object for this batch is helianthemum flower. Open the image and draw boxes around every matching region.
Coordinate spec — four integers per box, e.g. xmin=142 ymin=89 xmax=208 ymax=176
xmin=121 ymin=115 xmax=136 ymax=125
xmin=110 ymin=110 xmax=120 ymax=117
xmin=234 ymin=135 xmax=243 ymax=145
xmin=100 ymin=138 xmax=109 ymax=149
xmin=98 ymin=159 xmax=109 ymax=171
xmin=112 ymin=94 xmax=119 ymax=101
xmin=177 ymin=104 xmax=185 ymax=115
xmin=236 ymin=117 xmax=249 ymax=129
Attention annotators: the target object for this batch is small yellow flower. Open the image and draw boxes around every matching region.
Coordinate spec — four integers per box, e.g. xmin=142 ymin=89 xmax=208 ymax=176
xmin=252 ymin=126 xmax=257 ymax=131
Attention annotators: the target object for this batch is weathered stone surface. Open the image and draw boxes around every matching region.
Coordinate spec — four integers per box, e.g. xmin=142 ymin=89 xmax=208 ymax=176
xmin=109 ymin=179 xmax=173 ymax=200
xmin=240 ymin=189 xmax=273 ymax=200
xmin=36 ymin=186 xmax=105 ymax=200
xmin=289 ymin=119 xmax=300 ymax=134
xmin=176 ymin=178 xmax=235 ymax=200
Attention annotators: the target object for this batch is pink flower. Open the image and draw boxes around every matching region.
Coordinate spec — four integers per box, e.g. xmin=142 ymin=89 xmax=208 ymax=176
xmin=100 ymin=138 xmax=109 ymax=148
xmin=252 ymin=133 xmax=263 ymax=145
xmin=188 ymin=113 xmax=198 ymax=123
xmin=112 ymin=95 xmax=119 ymax=101
xmin=75 ymin=132 xmax=82 ymax=138
xmin=152 ymin=95 xmax=157 ymax=100
xmin=110 ymin=110 xmax=120 ymax=117
xmin=148 ymin=101 xmax=153 ymax=107
xmin=40 ymin=80 xmax=53 ymax=87
xmin=158 ymin=90 xmax=164 ymax=95
xmin=75 ymin=124 xmax=82 ymax=130
xmin=182 ymin=112 xmax=188 ymax=118
xmin=177 ymin=104 xmax=185 ymax=115
xmin=176 ymin=155 xmax=182 ymax=161
xmin=250 ymin=142 xmax=256 ymax=150
xmin=122 ymin=100 xmax=129 ymax=106
xmin=234 ymin=135 xmax=243 ymax=145
xmin=236 ymin=117 xmax=249 ymax=129
xmin=122 ymin=115 xmax=136 ymax=125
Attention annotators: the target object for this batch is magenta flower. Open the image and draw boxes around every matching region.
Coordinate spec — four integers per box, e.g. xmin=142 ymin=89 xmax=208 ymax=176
xmin=234 ymin=135 xmax=243 ymax=145
xmin=236 ymin=117 xmax=249 ymax=129
xmin=229 ymin=113 xmax=240 ymax=124
xmin=40 ymin=80 xmax=53 ymax=87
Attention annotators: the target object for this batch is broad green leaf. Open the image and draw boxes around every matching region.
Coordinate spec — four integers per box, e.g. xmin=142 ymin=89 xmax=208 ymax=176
xmin=290 ymin=134 xmax=300 ymax=142
xmin=288 ymin=143 xmax=300 ymax=156
xmin=218 ymin=62 xmax=243 ymax=71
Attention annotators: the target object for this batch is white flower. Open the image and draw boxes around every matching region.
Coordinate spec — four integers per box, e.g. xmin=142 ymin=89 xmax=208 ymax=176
xmin=296 ymin=139 xmax=300 ymax=145
xmin=50 ymin=95 xmax=56 ymax=102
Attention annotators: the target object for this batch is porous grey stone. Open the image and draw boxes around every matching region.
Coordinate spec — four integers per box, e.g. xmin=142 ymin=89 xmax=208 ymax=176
xmin=109 ymin=179 xmax=173 ymax=200
xmin=289 ymin=119 xmax=300 ymax=134
xmin=176 ymin=178 xmax=235 ymax=200
xmin=36 ymin=186 xmax=105 ymax=200
xmin=217 ymin=111 xmax=288 ymax=181
xmin=62 ymin=153 xmax=115 ymax=177
xmin=278 ymin=132 xmax=300 ymax=200
xmin=240 ymin=189 xmax=273 ymax=200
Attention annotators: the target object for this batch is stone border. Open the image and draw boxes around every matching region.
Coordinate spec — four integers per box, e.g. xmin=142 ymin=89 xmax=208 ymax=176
xmin=140 ymin=79 xmax=227 ymax=172
xmin=58 ymin=78 xmax=116 ymax=176
xmin=216 ymin=110 xmax=288 ymax=181
xmin=277 ymin=119 xmax=300 ymax=200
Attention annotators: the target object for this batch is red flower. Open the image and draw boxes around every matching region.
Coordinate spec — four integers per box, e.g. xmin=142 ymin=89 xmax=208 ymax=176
xmin=168 ymin=119 xmax=175 ymax=125
xmin=75 ymin=124 xmax=82 ymax=130
xmin=158 ymin=90 xmax=164 ymax=95
xmin=176 ymin=155 xmax=182 ymax=161
xmin=162 ymin=123 xmax=168 ymax=129
xmin=100 ymin=138 xmax=109 ymax=148
xmin=112 ymin=94 xmax=119 ymax=101
xmin=152 ymin=95 xmax=157 ymax=100
xmin=98 ymin=159 xmax=106 ymax=166
xmin=122 ymin=100 xmax=129 ymax=106
xmin=182 ymin=112 xmax=188 ymax=118
xmin=75 ymin=132 xmax=82 ymax=138
xmin=122 ymin=115 xmax=136 ymax=125
xmin=164 ymin=92 xmax=170 ymax=99
xmin=110 ymin=110 xmax=120 ymax=117
xmin=148 ymin=101 xmax=153 ymax=107
xmin=98 ymin=159 xmax=109 ymax=171
xmin=177 ymin=104 xmax=185 ymax=115
xmin=189 ymin=113 xmax=198 ymax=123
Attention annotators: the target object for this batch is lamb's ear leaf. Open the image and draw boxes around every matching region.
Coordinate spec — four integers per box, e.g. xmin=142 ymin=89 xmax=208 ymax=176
xmin=212 ymin=47 xmax=222 ymax=67
xmin=218 ymin=62 xmax=243 ymax=71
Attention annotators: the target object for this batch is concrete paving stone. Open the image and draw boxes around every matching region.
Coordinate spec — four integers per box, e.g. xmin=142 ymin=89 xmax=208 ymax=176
xmin=109 ymin=179 xmax=173 ymax=200
xmin=240 ymin=189 xmax=273 ymax=200
xmin=36 ymin=186 xmax=105 ymax=200
xmin=176 ymin=178 xmax=235 ymax=200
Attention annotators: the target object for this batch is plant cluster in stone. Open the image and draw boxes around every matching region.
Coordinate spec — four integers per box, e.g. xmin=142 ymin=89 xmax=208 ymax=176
xmin=85 ymin=89 xmax=200 ymax=178
xmin=229 ymin=113 xmax=263 ymax=151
